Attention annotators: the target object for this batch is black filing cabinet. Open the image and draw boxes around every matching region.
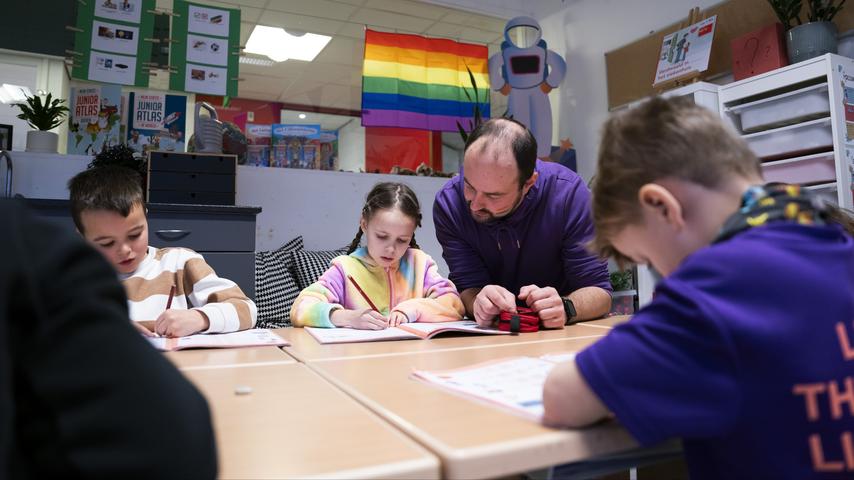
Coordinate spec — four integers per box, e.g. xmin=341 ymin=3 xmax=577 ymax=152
xmin=25 ymin=199 xmax=260 ymax=300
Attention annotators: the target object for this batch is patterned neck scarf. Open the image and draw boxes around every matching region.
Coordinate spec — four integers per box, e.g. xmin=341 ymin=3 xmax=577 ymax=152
xmin=714 ymin=183 xmax=828 ymax=244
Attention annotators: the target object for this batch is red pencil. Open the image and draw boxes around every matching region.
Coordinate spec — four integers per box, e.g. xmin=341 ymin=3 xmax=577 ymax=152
xmin=166 ymin=284 xmax=176 ymax=310
xmin=347 ymin=275 xmax=379 ymax=311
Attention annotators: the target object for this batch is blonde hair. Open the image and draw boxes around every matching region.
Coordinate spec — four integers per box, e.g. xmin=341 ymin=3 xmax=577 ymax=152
xmin=591 ymin=96 xmax=762 ymax=263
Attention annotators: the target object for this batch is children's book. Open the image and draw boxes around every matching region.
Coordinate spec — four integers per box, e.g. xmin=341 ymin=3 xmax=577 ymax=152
xmin=411 ymin=353 xmax=577 ymax=421
xmin=146 ymin=328 xmax=289 ymax=351
xmin=305 ymin=320 xmax=510 ymax=344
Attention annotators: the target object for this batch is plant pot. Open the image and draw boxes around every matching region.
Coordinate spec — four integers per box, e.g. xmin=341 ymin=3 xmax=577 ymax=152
xmin=786 ymin=21 xmax=838 ymax=64
xmin=25 ymin=130 xmax=58 ymax=153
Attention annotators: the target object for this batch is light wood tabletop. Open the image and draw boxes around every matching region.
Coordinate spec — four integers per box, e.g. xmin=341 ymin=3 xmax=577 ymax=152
xmin=277 ymin=321 xmax=612 ymax=363
xmin=308 ymin=336 xmax=638 ymax=479
xmin=165 ymin=346 xmax=295 ymax=370
xmin=183 ymin=363 xmax=440 ymax=479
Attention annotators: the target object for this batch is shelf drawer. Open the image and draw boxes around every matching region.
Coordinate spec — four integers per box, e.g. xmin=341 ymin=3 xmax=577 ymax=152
xmin=148 ymin=171 xmax=235 ymax=193
xmin=148 ymin=190 xmax=235 ymax=205
xmin=729 ymin=83 xmax=830 ymax=133
xmin=149 ymin=151 xmax=236 ymax=174
xmin=743 ymin=117 xmax=833 ymax=160
xmin=148 ymin=211 xmax=256 ymax=252
xmin=762 ymin=154 xmax=837 ymax=185
xmin=202 ymin=252 xmax=255 ymax=300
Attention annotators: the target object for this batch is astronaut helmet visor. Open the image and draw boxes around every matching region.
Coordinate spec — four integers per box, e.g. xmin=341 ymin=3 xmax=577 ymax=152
xmin=508 ymin=26 xmax=540 ymax=48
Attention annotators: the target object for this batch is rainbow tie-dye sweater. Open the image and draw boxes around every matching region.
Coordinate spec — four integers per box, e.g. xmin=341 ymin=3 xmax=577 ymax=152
xmin=290 ymin=247 xmax=464 ymax=328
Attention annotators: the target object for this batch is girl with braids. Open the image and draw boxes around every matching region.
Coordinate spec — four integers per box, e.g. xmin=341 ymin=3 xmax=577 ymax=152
xmin=291 ymin=182 xmax=464 ymax=329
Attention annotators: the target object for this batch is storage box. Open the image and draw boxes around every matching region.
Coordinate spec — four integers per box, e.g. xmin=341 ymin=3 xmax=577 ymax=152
xmin=731 ymin=23 xmax=788 ymax=81
xmin=729 ymin=83 xmax=830 ymax=133
xmin=761 ymin=153 xmax=837 ymax=185
xmin=742 ymin=117 xmax=833 ymax=160
xmin=609 ymin=290 xmax=636 ymax=316
xmin=147 ymin=151 xmax=237 ymax=205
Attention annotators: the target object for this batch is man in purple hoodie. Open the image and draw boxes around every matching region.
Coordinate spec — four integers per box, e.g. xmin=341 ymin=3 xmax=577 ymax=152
xmin=434 ymin=118 xmax=611 ymax=328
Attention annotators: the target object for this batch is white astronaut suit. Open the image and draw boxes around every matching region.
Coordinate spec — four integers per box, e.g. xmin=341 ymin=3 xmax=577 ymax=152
xmin=489 ymin=16 xmax=566 ymax=158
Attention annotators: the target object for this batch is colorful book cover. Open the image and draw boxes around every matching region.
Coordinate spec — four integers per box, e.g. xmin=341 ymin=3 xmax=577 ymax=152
xmin=67 ymin=84 xmax=124 ymax=155
xmin=246 ymin=123 xmax=271 ymax=167
xmin=271 ymin=124 xmax=321 ymax=168
xmin=126 ymin=91 xmax=187 ymax=154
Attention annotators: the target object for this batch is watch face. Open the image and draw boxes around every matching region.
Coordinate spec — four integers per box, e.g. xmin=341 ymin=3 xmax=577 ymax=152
xmin=563 ymin=298 xmax=577 ymax=324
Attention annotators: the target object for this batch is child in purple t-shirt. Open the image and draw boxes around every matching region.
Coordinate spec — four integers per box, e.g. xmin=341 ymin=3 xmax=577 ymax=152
xmin=542 ymin=97 xmax=854 ymax=479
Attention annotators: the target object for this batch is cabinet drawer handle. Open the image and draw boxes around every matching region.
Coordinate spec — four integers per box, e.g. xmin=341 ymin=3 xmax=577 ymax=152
xmin=155 ymin=229 xmax=191 ymax=240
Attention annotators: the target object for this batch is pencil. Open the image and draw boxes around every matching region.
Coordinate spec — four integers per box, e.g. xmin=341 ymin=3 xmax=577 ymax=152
xmin=347 ymin=275 xmax=379 ymax=311
xmin=166 ymin=284 xmax=176 ymax=310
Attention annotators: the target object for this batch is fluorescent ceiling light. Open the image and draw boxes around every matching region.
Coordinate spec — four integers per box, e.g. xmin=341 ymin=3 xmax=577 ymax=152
xmin=298 ymin=113 xmax=306 ymax=119
xmin=0 ymin=84 xmax=32 ymax=104
xmin=239 ymin=55 xmax=275 ymax=67
xmin=244 ymin=25 xmax=332 ymax=62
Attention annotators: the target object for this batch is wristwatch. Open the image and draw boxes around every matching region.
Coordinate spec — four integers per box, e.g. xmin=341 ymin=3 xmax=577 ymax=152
xmin=562 ymin=297 xmax=578 ymax=325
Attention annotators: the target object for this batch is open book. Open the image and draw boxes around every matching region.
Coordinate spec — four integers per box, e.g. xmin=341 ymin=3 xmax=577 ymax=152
xmin=411 ymin=352 xmax=577 ymax=421
xmin=305 ymin=320 xmax=510 ymax=344
xmin=146 ymin=328 xmax=290 ymax=351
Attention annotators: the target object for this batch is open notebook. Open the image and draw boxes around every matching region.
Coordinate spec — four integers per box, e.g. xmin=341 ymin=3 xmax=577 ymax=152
xmin=305 ymin=320 xmax=510 ymax=344
xmin=411 ymin=352 xmax=577 ymax=421
xmin=146 ymin=328 xmax=290 ymax=351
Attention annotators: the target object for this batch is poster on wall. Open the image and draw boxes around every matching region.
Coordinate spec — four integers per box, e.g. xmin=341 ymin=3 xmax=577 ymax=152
xmin=126 ymin=91 xmax=187 ymax=154
xmin=653 ymin=16 xmax=717 ymax=86
xmin=271 ymin=124 xmax=321 ymax=168
xmin=170 ymin=1 xmax=240 ymax=96
xmin=67 ymin=84 xmax=124 ymax=155
xmin=318 ymin=130 xmax=339 ymax=170
xmin=246 ymin=123 xmax=272 ymax=167
xmin=72 ymin=0 xmax=155 ymax=87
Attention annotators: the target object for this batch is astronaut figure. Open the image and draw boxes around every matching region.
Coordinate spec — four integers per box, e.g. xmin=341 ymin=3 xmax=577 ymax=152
xmin=489 ymin=16 xmax=566 ymax=159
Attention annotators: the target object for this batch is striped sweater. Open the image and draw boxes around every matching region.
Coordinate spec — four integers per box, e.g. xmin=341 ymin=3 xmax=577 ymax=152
xmin=290 ymin=247 xmax=464 ymax=328
xmin=121 ymin=246 xmax=257 ymax=333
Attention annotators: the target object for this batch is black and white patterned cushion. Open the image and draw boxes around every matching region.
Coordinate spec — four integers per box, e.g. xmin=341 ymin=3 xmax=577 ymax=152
xmin=254 ymin=236 xmax=304 ymax=328
xmin=292 ymin=247 xmax=348 ymax=290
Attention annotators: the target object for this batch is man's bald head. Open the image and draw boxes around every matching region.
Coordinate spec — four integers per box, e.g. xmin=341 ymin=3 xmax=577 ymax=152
xmin=464 ymin=118 xmax=537 ymax=187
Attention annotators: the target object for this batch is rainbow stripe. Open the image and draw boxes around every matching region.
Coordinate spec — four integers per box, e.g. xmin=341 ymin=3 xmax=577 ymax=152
xmin=361 ymin=29 xmax=490 ymax=132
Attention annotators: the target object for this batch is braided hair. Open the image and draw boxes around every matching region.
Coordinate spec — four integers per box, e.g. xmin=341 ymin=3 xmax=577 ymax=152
xmin=347 ymin=182 xmax=422 ymax=254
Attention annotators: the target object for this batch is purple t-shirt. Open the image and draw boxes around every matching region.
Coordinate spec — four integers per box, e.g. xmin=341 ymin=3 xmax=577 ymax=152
xmin=577 ymin=222 xmax=854 ymax=479
xmin=433 ymin=160 xmax=610 ymax=296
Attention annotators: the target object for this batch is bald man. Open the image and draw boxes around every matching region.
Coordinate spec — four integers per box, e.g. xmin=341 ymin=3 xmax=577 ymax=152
xmin=434 ymin=118 xmax=611 ymax=328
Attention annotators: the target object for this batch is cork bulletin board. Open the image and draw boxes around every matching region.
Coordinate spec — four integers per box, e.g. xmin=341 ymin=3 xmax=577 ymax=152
xmin=605 ymin=0 xmax=854 ymax=109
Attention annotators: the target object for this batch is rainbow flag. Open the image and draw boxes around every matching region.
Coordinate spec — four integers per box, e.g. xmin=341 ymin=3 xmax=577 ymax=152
xmin=361 ymin=29 xmax=490 ymax=132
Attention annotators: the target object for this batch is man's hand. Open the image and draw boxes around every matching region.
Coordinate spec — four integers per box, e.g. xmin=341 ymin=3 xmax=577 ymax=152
xmin=331 ymin=308 xmax=389 ymax=330
xmin=473 ymin=285 xmax=516 ymax=327
xmin=500 ymin=84 xmax=512 ymax=96
xmin=154 ymin=309 xmax=210 ymax=337
xmin=518 ymin=284 xmax=565 ymax=329
xmin=539 ymin=83 xmax=553 ymax=94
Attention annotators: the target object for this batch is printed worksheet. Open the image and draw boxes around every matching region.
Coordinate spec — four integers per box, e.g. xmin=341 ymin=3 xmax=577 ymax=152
xmin=146 ymin=328 xmax=289 ymax=351
xmin=411 ymin=352 xmax=579 ymax=421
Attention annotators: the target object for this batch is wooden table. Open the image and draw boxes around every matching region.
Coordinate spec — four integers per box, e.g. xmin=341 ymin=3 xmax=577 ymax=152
xmin=308 ymin=336 xmax=639 ymax=478
xmin=183 ymin=363 xmax=440 ymax=479
xmin=165 ymin=346 xmax=295 ymax=370
xmin=277 ymin=321 xmax=614 ymax=363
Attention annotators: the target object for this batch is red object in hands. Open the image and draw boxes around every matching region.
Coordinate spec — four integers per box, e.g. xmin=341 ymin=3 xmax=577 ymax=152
xmin=731 ymin=23 xmax=788 ymax=81
xmin=498 ymin=307 xmax=540 ymax=333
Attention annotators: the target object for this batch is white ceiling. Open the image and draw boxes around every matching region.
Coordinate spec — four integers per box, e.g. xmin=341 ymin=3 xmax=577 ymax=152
xmin=155 ymin=0 xmax=517 ymax=117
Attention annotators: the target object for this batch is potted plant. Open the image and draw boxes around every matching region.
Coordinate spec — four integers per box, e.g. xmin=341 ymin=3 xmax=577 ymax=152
xmin=609 ymin=270 xmax=637 ymax=317
xmin=14 ymin=93 xmax=69 ymax=153
xmin=768 ymin=0 xmax=846 ymax=64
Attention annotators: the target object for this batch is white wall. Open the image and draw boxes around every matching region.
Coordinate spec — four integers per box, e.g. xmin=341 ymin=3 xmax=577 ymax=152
xmin=533 ymin=0 xmax=722 ymax=181
xmin=338 ymin=118 xmax=365 ymax=172
xmin=237 ymin=167 xmax=453 ymax=274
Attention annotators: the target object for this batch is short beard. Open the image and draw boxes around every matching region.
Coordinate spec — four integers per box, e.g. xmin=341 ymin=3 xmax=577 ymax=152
xmin=467 ymin=188 xmax=525 ymax=224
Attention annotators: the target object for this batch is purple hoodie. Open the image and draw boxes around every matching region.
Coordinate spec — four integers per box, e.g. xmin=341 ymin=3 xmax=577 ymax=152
xmin=433 ymin=160 xmax=611 ymax=296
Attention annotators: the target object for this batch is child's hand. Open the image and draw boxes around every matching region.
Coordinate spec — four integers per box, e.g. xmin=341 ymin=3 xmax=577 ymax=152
xmin=133 ymin=321 xmax=156 ymax=337
xmin=154 ymin=310 xmax=210 ymax=337
xmin=388 ymin=311 xmax=408 ymax=327
xmin=332 ymin=308 xmax=388 ymax=330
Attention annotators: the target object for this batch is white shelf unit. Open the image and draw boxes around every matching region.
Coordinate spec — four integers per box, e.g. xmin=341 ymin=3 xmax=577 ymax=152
xmin=718 ymin=53 xmax=854 ymax=210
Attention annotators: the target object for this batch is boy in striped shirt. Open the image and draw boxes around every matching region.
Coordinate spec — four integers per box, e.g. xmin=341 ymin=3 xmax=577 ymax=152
xmin=69 ymin=166 xmax=256 ymax=337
